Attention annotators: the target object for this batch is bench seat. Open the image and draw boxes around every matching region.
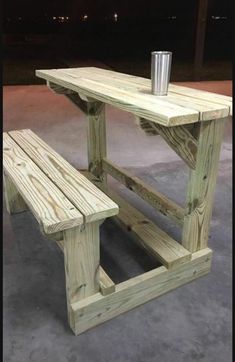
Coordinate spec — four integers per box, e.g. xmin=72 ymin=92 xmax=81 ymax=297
xmin=3 ymin=129 xmax=120 ymax=334
xmin=3 ymin=129 xmax=119 ymax=233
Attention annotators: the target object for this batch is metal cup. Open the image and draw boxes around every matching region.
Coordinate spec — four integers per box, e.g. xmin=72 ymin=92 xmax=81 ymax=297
xmin=151 ymin=51 xmax=172 ymax=96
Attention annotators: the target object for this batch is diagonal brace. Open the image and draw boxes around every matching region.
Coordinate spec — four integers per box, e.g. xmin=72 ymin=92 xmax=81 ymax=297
xmin=138 ymin=117 xmax=198 ymax=169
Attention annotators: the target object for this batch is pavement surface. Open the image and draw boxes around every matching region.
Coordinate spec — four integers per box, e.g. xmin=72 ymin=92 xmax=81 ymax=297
xmin=3 ymin=80 xmax=232 ymax=362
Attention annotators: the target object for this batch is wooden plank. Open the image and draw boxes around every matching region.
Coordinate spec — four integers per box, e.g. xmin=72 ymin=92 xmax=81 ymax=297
xmin=102 ymin=158 xmax=184 ymax=225
xmin=63 ymin=67 xmax=230 ymax=120
xmin=47 ymin=81 xmax=88 ymax=114
xmin=138 ymin=118 xmax=198 ymax=169
xmin=54 ymin=238 xmax=115 ymax=296
xmin=99 ymin=267 xmax=115 ymax=296
xmin=170 ymin=84 xmax=232 ymax=116
xmin=9 ymin=129 xmax=119 ymax=223
xmin=56 ymin=239 xmax=64 ymax=252
xmin=81 ymin=171 xmax=191 ymax=269
xmin=87 ymin=101 xmax=107 ymax=189
xmin=3 ymin=171 xmax=28 ymax=214
xmin=63 ymin=223 xmax=100 ymax=330
xmin=65 ymin=94 xmax=88 ymax=114
xmin=136 ymin=117 xmax=159 ymax=136
xmin=74 ymin=67 xmax=232 ymax=116
xmin=3 ymin=133 xmax=83 ymax=234
xmin=182 ymin=119 xmax=226 ymax=252
xmin=70 ymin=248 xmax=212 ymax=335
xmin=106 ymin=189 xmax=191 ymax=269
xmin=36 ymin=68 xmax=200 ymax=127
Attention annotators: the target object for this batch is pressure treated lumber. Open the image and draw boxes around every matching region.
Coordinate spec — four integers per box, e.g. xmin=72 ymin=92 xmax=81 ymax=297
xmin=99 ymin=267 xmax=115 ymax=296
xmin=9 ymin=129 xmax=118 ymax=223
xmin=55 ymin=238 xmax=115 ymax=296
xmin=182 ymin=119 xmax=226 ymax=252
xmin=63 ymin=223 xmax=100 ymax=330
xmin=70 ymin=248 xmax=212 ymax=335
xmin=47 ymin=81 xmax=88 ymax=114
xmin=3 ymin=171 xmax=28 ymax=214
xmin=3 ymin=133 xmax=83 ymax=234
xmin=36 ymin=68 xmax=200 ymax=127
xmin=109 ymin=190 xmax=191 ymax=269
xmin=67 ymin=67 xmax=232 ymax=116
xmin=102 ymin=158 xmax=184 ymax=225
xmin=81 ymin=171 xmax=191 ymax=269
xmin=86 ymin=101 xmax=107 ymax=189
xmin=65 ymin=67 xmax=231 ymax=119
xmin=137 ymin=118 xmax=198 ymax=169
xmin=36 ymin=67 xmax=231 ymax=127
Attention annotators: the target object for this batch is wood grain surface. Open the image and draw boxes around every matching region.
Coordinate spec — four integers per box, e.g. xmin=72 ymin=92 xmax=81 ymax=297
xmin=9 ymin=129 xmax=118 ymax=223
xmin=3 ymin=132 xmax=83 ymax=233
xmin=36 ymin=67 xmax=231 ymax=126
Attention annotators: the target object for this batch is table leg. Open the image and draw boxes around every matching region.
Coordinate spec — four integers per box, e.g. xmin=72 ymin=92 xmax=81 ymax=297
xmin=182 ymin=118 xmax=226 ymax=252
xmin=87 ymin=101 xmax=107 ymax=190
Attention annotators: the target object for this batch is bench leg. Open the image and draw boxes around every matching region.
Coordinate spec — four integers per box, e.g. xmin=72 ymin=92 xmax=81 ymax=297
xmin=63 ymin=222 xmax=100 ymax=333
xmin=3 ymin=172 xmax=28 ymax=214
xmin=182 ymin=119 xmax=225 ymax=252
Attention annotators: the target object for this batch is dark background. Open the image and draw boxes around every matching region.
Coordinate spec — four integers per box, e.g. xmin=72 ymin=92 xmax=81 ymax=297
xmin=3 ymin=0 xmax=232 ymax=84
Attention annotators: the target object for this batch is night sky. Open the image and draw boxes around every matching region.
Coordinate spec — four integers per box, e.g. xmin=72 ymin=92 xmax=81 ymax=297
xmin=4 ymin=0 xmax=232 ymax=18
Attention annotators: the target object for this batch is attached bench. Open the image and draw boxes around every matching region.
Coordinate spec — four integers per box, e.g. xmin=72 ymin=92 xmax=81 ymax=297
xmin=3 ymin=129 xmax=119 ymax=332
xmin=3 ymin=128 xmax=212 ymax=335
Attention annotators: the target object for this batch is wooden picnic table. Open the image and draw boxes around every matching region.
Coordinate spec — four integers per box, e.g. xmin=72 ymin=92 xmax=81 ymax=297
xmin=35 ymin=67 xmax=232 ymax=334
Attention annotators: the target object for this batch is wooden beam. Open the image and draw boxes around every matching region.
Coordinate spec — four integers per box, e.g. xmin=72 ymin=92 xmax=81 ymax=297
xmin=3 ymin=171 xmax=28 ymax=214
xmin=87 ymin=101 xmax=107 ymax=189
xmin=102 ymin=158 xmax=185 ymax=225
xmin=47 ymin=81 xmax=87 ymax=114
xmin=55 ymin=238 xmax=115 ymax=296
xmin=99 ymin=268 xmax=116 ymax=296
xmin=81 ymin=171 xmax=191 ymax=269
xmin=109 ymin=190 xmax=191 ymax=269
xmin=65 ymin=94 xmax=87 ymax=114
xmin=138 ymin=118 xmax=198 ymax=169
xmin=70 ymin=248 xmax=212 ymax=335
xmin=182 ymin=119 xmax=225 ymax=252
xmin=63 ymin=223 xmax=100 ymax=330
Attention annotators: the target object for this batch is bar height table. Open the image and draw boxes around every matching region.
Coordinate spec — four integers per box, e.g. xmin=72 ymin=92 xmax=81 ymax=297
xmin=36 ymin=67 xmax=232 ymax=334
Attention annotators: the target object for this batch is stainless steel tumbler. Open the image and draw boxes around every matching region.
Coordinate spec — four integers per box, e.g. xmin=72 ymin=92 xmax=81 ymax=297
xmin=151 ymin=51 xmax=172 ymax=96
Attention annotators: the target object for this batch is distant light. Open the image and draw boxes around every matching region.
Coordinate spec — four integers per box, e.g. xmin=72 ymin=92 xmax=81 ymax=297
xmin=53 ymin=16 xmax=56 ymax=20
xmin=82 ymin=14 xmax=88 ymax=21
xmin=114 ymin=13 xmax=118 ymax=22
xmin=212 ymin=15 xmax=227 ymax=20
xmin=66 ymin=16 xmax=69 ymax=20
xmin=168 ymin=16 xmax=177 ymax=20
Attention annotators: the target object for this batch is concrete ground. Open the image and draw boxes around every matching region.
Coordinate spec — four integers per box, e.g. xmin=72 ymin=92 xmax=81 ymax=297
xmin=3 ymin=81 xmax=232 ymax=362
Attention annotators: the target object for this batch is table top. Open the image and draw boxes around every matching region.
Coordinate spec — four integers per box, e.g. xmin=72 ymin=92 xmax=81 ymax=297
xmin=36 ymin=67 xmax=232 ymax=127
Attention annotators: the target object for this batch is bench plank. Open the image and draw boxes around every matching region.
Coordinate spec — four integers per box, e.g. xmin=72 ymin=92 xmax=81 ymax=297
xmin=3 ymin=133 xmax=83 ymax=234
xmin=9 ymin=129 xmax=118 ymax=223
